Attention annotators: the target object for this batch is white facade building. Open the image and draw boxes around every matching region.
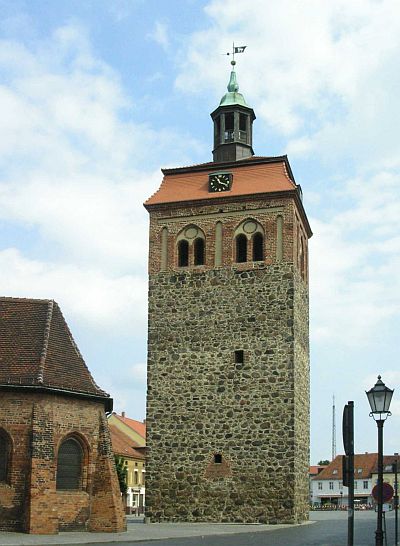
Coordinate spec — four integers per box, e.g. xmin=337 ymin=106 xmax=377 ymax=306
xmin=311 ymin=453 xmax=377 ymax=507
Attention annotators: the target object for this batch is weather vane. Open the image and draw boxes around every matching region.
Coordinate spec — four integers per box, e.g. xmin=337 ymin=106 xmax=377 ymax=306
xmin=225 ymin=42 xmax=247 ymax=66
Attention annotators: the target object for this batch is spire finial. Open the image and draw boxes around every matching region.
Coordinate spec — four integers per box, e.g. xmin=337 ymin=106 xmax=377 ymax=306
xmin=225 ymin=43 xmax=246 ymax=93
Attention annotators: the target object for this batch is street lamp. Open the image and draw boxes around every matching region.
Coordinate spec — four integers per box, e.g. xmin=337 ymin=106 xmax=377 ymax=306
xmin=366 ymin=376 xmax=394 ymax=546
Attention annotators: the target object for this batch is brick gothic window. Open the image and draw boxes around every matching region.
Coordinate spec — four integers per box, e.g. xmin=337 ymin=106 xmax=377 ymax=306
xmin=0 ymin=432 xmax=9 ymax=482
xmin=178 ymin=240 xmax=189 ymax=267
xmin=236 ymin=234 xmax=247 ymax=263
xmin=193 ymin=238 xmax=205 ymax=265
xmin=252 ymin=232 xmax=264 ymax=261
xmin=57 ymin=437 xmax=83 ymax=490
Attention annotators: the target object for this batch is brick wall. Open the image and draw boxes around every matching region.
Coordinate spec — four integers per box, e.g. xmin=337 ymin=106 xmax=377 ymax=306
xmin=0 ymin=391 xmax=126 ymax=534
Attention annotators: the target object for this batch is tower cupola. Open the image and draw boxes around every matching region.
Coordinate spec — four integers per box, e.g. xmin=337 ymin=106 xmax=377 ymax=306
xmin=211 ymin=60 xmax=256 ymax=163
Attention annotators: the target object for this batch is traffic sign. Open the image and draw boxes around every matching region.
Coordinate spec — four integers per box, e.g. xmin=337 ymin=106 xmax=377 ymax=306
xmin=372 ymin=482 xmax=394 ymax=503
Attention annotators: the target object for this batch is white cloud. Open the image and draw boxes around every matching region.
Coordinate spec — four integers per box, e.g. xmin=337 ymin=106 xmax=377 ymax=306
xmin=148 ymin=21 xmax=170 ymax=51
xmin=0 ymin=248 xmax=147 ymax=332
xmin=310 ymin=169 xmax=400 ymax=345
xmin=0 ymin=24 xmax=202 ymax=331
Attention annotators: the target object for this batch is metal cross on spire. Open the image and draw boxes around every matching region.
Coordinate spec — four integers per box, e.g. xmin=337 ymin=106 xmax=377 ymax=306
xmin=225 ymin=42 xmax=247 ymax=67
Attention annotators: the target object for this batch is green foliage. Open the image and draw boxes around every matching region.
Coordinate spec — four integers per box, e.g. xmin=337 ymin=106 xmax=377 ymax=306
xmin=115 ymin=456 xmax=128 ymax=494
xmin=318 ymin=459 xmax=330 ymax=466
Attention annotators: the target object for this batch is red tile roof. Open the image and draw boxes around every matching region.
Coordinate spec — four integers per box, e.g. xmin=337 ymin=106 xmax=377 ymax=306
xmin=145 ymin=156 xmax=297 ymax=207
xmin=314 ymin=453 xmax=378 ymax=480
xmin=113 ymin=413 xmax=146 ymax=439
xmin=0 ymin=297 xmax=110 ymax=403
xmin=309 ymin=465 xmax=327 ymax=476
xmin=109 ymin=424 xmax=144 ymax=459
xmin=372 ymin=455 xmax=400 ymax=474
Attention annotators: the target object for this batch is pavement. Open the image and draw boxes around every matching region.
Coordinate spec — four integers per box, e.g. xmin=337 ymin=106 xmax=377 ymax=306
xmin=0 ymin=516 xmax=314 ymax=545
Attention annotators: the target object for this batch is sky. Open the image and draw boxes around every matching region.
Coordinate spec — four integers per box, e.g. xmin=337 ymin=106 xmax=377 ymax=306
xmin=0 ymin=0 xmax=399 ymax=464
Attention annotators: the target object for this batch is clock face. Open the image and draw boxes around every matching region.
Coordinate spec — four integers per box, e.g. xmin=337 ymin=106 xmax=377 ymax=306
xmin=209 ymin=173 xmax=232 ymax=193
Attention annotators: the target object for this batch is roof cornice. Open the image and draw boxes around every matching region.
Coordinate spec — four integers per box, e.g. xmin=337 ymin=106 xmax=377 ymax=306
xmin=161 ymin=155 xmax=294 ymax=178
xmin=0 ymin=383 xmax=113 ymax=412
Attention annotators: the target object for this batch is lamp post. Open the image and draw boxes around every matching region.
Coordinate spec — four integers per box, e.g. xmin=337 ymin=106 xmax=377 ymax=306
xmin=366 ymin=376 xmax=394 ymax=546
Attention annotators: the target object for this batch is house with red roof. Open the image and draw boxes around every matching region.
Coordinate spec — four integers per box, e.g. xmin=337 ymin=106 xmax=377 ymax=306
xmin=108 ymin=412 xmax=146 ymax=513
xmin=311 ymin=453 xmax=378 ymax=507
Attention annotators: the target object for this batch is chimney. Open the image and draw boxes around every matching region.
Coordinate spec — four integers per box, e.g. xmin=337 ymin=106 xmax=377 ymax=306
xmin=121 ymin=411 xmax=125 ymax=418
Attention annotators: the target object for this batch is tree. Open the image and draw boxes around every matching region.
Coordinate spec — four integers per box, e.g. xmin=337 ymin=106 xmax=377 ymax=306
xmin=115 ymin=456 xmax=128 ymax=495
xmin=318 ymin=459 xmax=330 ymax=466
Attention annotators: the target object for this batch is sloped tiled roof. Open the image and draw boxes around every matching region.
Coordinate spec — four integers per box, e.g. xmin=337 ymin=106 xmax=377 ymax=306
xmin=109 ymin=424 xmax=144 ymax=459
xmin=372 ymin=455 xmax=400 ymax=474
xmin=313 ymin=453 xmax=378 ymax=481
xmin=309 ymin=465 xmax=327 ymax=476
xmin=0 ymin=297 xmax=110 ymax=402
xmin=113 ymin=413 xmax=146 ymax=440
xmin=145 ymin=156 xmax=297 ymax=207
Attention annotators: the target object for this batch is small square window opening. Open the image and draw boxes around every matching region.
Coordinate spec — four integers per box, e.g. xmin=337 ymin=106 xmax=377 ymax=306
xmin=234 ymin=350 xmax=244 ymax=364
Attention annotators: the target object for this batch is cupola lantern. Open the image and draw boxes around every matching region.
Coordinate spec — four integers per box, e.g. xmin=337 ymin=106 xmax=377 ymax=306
xmin=211 ymin=59 xmax=255 ymax=163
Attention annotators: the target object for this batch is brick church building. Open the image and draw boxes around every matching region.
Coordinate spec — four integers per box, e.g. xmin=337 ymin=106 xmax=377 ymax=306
xmin=0 ymin=297 xmax=125 ymax=534
xmin=145 ymin=60 xmax=312 ymax=523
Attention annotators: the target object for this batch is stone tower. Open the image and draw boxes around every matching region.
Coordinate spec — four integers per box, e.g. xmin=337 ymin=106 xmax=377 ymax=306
xmin=144 ymin=65 xmax=312 ymax=524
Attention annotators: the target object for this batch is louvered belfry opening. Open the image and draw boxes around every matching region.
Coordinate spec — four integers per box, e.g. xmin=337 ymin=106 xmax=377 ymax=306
xmin=0 ymin=433 xmax=8 ymax=482
xmin=56 ymin=437 xmax=83 ymax=490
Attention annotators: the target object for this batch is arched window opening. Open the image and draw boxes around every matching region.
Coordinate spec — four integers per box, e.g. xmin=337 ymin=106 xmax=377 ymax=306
xmin=236 ymin=234 xmax=247 ymax=263
xmin=178 ymin=240 xmax=189 ymax=267
xmin=0 ymin=432 xmax=10 ymax=482
xmin=252 ymin=232 xmax=264 ymax=262
xmin=57 ymin=437 xmax=83 ymax=490
xmin=194 ymin=238 xmax=205 ymax=266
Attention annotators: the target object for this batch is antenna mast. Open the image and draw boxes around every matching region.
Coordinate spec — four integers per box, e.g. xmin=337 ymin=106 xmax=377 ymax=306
xmin=332 ymin=394 xmax=336 ymax=461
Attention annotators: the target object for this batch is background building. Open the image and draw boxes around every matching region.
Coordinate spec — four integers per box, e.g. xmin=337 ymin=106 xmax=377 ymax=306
xmin=145 ymin=65 xmax=311 ymax=523
xmin=370 ymin=454 xmax=400 ymax=500
xmin=311 ymin=453 xmax=378 ymax=507
xmin=309 ymin=464 xmax=327 ymax=504
xmin=0 ymin=297 xmax=125 ymax=534
xmin=109 ymin=415 xmax=146 ymax=514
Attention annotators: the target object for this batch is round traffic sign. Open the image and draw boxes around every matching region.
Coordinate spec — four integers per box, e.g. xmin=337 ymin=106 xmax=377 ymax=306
xmin=372 ymin=482 xmax=394 ymax=503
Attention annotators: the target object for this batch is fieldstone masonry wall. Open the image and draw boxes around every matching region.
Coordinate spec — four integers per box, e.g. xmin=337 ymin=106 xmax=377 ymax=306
xmin=146 ymin=262 xmax=309 ymax=523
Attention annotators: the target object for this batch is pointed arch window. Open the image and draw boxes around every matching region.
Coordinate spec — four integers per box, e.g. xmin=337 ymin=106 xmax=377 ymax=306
xmin=236 ymin=234 xmax=247 ymax=263
xmin=0 ymin=431 xmax=10 ymax=482
xmin=252 ymin=232 xmax=264 ymax=262
xmin=57 ymin=437 xmax=83 ymax=490
xmin=178 ymin=240 xmax=189 ymax=267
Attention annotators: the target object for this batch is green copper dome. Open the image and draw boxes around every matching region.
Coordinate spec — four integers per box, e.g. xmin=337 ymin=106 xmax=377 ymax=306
xmin=219 ymin=66 xmax=250 ymax=108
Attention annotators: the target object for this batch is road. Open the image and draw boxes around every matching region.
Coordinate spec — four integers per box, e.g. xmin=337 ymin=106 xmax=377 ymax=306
xmin=85 ymin=510 xmax=397 ymax=546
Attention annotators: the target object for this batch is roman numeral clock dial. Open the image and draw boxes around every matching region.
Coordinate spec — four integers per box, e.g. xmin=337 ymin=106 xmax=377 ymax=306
xmin=208 ymin=172 xmax=232 ymax=192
